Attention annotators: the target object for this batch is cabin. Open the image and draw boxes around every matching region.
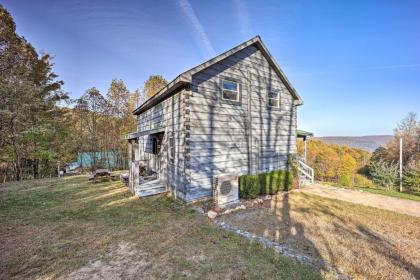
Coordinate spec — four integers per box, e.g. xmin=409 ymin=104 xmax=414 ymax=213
xmin=125 ymin=36 xmax=312 ymax=203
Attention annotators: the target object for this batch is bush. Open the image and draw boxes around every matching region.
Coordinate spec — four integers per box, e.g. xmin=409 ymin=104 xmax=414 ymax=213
xmin=353 ymin=174 xmax=375 ymax=188
xmin=239 ymin=170 xmax=294 ymax=198
xmin=403 ymin=168 xmax=420 ymax=194
xmin=368 ymin=159 xmax=398 ymax=190
xmin=239 ymin=175 xmax=259 ymax=198
xmin=338 ymin=175 xmax=352 ymax=187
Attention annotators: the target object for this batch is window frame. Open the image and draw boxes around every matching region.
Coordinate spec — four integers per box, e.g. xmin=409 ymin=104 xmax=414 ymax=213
xmin=267 ymin=88 xmax=280 ymax=109
xmin=168 ymin=136 xmax=175 ymax=163
xmin=219 ymin=77 xmax=241 ymax=104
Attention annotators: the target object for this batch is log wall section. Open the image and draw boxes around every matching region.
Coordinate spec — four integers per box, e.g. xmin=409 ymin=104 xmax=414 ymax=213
xmin=184 ymin=45 xmax=297 ymax=201
xmin=136 ymin=89 xmax=189 ymax=200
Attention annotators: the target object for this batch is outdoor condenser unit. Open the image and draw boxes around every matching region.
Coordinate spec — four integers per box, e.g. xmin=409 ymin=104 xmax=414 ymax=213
xmin=213 ymin=174 xmax=239 ymax=207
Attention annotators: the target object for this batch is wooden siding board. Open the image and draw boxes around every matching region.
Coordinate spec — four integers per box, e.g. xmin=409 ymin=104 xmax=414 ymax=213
xmin=134 ymin=43 xmax=298 ymax=203
xmin=185 ymin=44 xmax=297 ymax=202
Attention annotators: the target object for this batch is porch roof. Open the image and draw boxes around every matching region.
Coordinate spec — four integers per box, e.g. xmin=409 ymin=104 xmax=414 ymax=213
xmin=297 ymin=130 xmax=314 ymax=139
xmin=123 ymin=128 xmax=165 ymax=140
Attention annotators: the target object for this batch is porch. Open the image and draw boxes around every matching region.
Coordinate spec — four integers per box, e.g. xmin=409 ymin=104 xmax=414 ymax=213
xmin=297 ymin=130 xmax=315 ymax=186
xmin=125 ymin=130 xmax=167 ymax=197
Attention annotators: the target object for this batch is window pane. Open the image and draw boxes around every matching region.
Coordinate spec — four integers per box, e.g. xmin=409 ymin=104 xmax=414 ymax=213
xmin=268 ymin=99 xmax=279 ymax=107
xmin=222 ymin=80 xmax=237 ymax=91
xmin=268 ymin=91 xmax=279 ymax=99
xmin=169 ymin=137 xmax=175 ymax=162
xmin=223 ymin=90 xmax=238 ymax=101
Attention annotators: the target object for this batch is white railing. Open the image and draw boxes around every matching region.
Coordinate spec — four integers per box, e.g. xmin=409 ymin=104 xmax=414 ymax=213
xmin=298 ymin=160 xmax=314 ymax=185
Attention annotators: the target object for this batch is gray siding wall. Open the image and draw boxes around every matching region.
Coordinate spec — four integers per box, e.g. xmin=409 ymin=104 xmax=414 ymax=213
xmin=184 ymin=45 xmax=297 ymax=202
xmin=136 ymin=89 xmax=189 ymax=200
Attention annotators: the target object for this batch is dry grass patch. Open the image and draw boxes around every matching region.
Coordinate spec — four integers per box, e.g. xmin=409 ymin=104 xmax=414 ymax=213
xmin=0 ymin=176 xmax=320 ymax=279
xmin=219 ymin=191 xmax=420 ymax=280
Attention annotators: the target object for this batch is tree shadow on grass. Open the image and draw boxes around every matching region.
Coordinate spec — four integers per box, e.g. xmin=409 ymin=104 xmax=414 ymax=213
xmin=274 ymin=192 xmax=420 ymax=279
xmin=269 ymin=192 xmax=340 ymax=277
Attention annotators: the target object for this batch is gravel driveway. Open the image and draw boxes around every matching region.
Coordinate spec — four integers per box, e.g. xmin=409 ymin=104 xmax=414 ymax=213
xmin=300 ymin=184 xmax=420 ymax=217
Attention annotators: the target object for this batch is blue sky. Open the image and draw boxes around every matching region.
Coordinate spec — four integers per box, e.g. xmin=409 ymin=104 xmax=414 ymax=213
xmin=3 ymin=0 xmax=419 ymax=136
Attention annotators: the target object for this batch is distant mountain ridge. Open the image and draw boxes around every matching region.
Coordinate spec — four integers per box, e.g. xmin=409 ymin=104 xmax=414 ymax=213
xmin=315 ymin=135 xmax=393 ymax=152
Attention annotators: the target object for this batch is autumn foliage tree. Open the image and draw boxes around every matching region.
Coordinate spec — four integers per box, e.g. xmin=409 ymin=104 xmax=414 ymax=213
xmin=143 ymin=75 xmax=167 ymax=98
xmin=368 ymin=113 xmax=419 ymax=193
xmin=297 ymin=140 xmax=369 ymax=182
xmin=69 ymin=81 xmax=139 ymax=171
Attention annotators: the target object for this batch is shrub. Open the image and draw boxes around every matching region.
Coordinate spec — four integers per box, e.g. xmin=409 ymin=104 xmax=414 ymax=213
xmin=338 ymin=175 xmax=352 ymax=187
xmin=368 ymin=159 xmax=398 ymax=190
xmin=239 ymin=174 xmax=259 ymax=198
xmin=403 ymin=168 xmax=420 ymax=194
xmin=240 ymin=169 xmax=294 ymax=197
xmin=353 ymin=174 xmax=375 ymax=188
xmin=258 ymin=170 xmax=293 ymax=194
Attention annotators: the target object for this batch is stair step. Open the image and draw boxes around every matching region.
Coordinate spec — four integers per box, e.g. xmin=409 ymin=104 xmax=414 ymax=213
xmin=141 ymin=184 xmax=164 ymax=189
xmin=138 ymin=187 xmax=166 ymax=197
xmin=135 ymin=179 xmax=166 ymax=197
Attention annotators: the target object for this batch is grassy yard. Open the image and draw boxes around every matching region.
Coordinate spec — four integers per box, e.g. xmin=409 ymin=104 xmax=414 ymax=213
xmin=220 ymin=191 xmax=420 ymax=280
xmin=0 ymin=176 xmax=320 ymax=280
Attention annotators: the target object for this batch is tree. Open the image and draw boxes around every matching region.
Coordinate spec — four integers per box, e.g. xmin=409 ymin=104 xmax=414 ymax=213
xmin=107 ymin=79 xmax=129 ymax=118
xmin=338 ymin=154 xmax=358 ymax=177
xmin=370 ymin=146 xmax=389 ymax=163
xmin=143 ymin=75 xmax=167 ymax=98
xmin=0 ymin=5 xmax=67 ymax=180
xmin=127 ymin=89 xmax=140 ymax=130
xmin=368 ymin=159 xmax=399 ymax=189
xmin=105 ymin=79 xmax=131 ymax=168
xmin=387 ymin=112 xmax=419 ymax=165
xmin=77 ymin=88 xmax=106 ymax=171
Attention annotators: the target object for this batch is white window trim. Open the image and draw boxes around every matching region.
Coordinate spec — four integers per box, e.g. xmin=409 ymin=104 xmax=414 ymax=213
xmin=268 ymin=89 xmax=280 ymax=108
xmin=221 ymin=79 xmax=240 ymax=102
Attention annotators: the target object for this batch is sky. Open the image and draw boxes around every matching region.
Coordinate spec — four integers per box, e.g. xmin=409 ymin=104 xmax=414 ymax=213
xmin=3 ymin=0 xmax=420 ymax=136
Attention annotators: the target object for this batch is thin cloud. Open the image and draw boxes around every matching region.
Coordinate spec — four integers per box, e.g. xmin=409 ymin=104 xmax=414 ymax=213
xmin=178 ymin=0 xmax=215 ymax=57
xmin=233 ymin=0 xmax=253 ymax=39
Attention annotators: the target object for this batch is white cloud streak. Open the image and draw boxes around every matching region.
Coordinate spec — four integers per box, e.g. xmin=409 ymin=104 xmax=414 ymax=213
xmin=178 ymin=0 xmax=215 ymax=57
xmin=233 ymin=0 xmax=253 ymax=39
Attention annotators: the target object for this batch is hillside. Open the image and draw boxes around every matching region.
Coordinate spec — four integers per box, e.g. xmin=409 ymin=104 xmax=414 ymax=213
xmin=315 ymin=135 xmax=393 ymax=152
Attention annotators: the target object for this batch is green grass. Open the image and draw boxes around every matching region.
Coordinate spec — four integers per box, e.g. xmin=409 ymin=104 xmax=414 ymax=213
xmin=327 ymin=182 xmax=420 ymax=202
xmin=0 ymin=176 xmax=321 ymax=279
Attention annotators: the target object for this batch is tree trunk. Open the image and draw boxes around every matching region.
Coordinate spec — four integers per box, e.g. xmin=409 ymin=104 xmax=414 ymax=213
xmin=11 ymin=116 xmax=21 ymax=181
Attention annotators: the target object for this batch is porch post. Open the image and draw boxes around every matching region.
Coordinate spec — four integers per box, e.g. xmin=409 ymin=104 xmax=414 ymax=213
xmin=133 ymin=139 xmax=140 ymax=189
xmin=128 ymin=140 xmax=133 ymax=192
xmin=128 ymin=140 xmax=133 ymax=162
xmin=134 ymin=139 xmax=140 ymax=161
xmin=304 ymin=137 xmax=307 ymax=162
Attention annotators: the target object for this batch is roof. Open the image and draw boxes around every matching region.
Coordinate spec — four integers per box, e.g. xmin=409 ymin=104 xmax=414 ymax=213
xmin=297 ymin=130 xmax=314 ymax=138
xmin=123 ymin=127 xmax=165 ymax=140
xmin=133 ymin=35 xmax=303 ymax=115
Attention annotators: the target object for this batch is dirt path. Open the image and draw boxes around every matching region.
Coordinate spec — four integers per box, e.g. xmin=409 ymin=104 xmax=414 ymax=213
xmin=300 ymin=184 xmax=420 ymax=217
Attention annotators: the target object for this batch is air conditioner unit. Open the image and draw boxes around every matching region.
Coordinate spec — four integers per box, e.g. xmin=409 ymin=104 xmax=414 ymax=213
xmin=213 ymin=174 xmax=239 ymax=208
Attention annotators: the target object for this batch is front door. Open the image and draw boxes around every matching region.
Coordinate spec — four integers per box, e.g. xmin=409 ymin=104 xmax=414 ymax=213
xmin=151 ymin=132 xmax=164 ymax=177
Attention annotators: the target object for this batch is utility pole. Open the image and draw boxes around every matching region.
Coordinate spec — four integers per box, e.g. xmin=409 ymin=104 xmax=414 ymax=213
xmin=399 ymin=138 xmax=403 ymax=192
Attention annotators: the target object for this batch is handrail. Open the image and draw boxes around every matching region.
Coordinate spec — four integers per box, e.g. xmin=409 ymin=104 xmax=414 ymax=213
xmin=297 ymin=160 xmax=314 ymax=184
xmin=298 ymin=160 xmax=311 ymax=171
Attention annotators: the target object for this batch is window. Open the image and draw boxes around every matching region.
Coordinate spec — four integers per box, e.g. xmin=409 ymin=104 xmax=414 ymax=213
xmin=169 ymin=137 xmax=175 ymax=163
xmin=221 ymin=79 xmax=239 ymax=101
xmin=268 ymin=89 xmax=280 ymax=108
xmin=152 ymin=138 xmax=158 ymax=154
